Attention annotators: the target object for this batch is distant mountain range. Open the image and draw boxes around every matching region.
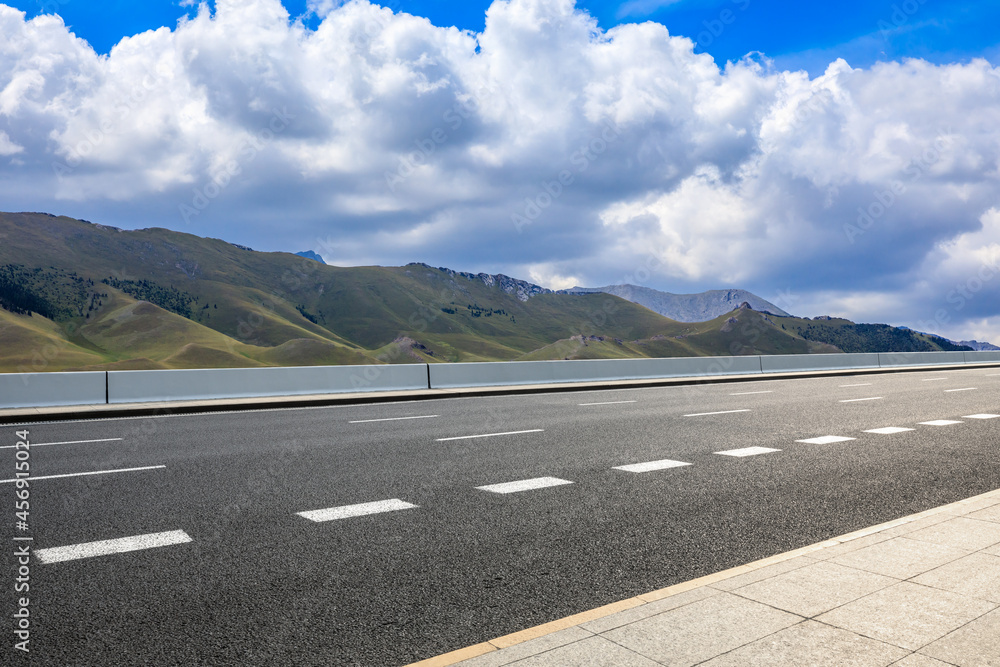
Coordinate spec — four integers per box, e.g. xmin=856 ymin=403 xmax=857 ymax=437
xmin=0 ymin=212 xmax=972 ymax=372
xmin=955 ymin=340 xmax=1000 ymax=351
xmin=562 ymin=284 xmax=790 ymax=322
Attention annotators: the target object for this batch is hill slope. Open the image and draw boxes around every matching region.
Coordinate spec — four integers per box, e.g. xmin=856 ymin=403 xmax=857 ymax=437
xmin=563 ymin=284 xmax=791 ymax=321
xmin=0 ymin=212 xmax=968 ymax=372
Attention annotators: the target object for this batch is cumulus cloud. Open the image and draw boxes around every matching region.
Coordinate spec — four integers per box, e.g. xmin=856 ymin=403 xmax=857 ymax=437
xmin=1 ymin=0 xmax=1000 ymax=340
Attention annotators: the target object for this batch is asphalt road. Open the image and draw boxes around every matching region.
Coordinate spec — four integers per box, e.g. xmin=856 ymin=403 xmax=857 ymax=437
xmin=4 ymin=366 xmax=1000 ymax=665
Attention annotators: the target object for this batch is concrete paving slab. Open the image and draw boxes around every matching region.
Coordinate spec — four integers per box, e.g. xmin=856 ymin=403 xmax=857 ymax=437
xmin=580 ymin=587 xmax=719 ymax=635
xmin=456 ymin=627 xmax=593 ymax=667
xmin=812 ymin=532 xmax=896 ymax=561
xmin=966 ymin=503 xmax=1000 ymax=524
xmin=697 ymin=620 xmax=907 ymax=667
xmin=602 ymin=593 xmax=802 ymax=666
xmin=920 ymin=608 xmax=1000 ymax=666
xmin=816 ymin=581 xmax=996 ymax=651
xmin=905 ymin=517 xmax=1000 ymax=552
xmin=505 ymin=636 xmax=662 ymax=666
xmin=913 ymin=552 xmax=1000 ymax=603
xmin=707 ymin=555 xmax=817 ymax=592
xmin=732 ymin=561 xmax=897 ymax=618
xmin=876 ymin=514 xmax=956 ymax=539
xmin=890 ymin=654 xmax=954 ymax=666
xmin=829 ymin=537 xmax=970 ymax=579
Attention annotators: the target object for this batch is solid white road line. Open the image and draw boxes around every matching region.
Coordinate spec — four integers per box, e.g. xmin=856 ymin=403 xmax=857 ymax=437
xmin=796 ymin=435 xmax=857 ymax=445
xmin=436 ymin=429 xmax=544 ymax=442
xmin=963 ymin=414 xmax=1000 ymax=419
xmin=578 ymin=401 xmax=638 ymax=406
xmin=476 ymin=477 xmax=573 ymax=494
xmin=715 ymin=447 xmax=781 ymax=458
xmin=614 ymin=459 xmax=692 ymax=473
xmin=297 ymin=499 xmax=418 ymax=522
xmin=36 ymin=530 xmax=192 ymax=564
xmin=684 ymin=409 xmax=751 ymax=417
xmin=921 ymin=378 xmax=946 ymax=382
xmin=865 ymin=427 xmax=915 ymax=434
xmin=944 ymin=388 xmax=977 ymax=393
xmin=729 ymin=391 xmax=773 ymax=396
xmin=920 ymin=420 xmax=963 ymax=426
xmin=0 ymin=438 xmax=124 ymax=450
xmin=0 ymin=465 xmax=165 ymax=484
xmin=839 ymin=383 xmax=873 ymax=387
xmin=348 ymin=415 xmax=438 ymax=423
xmin=839 ymin=397 xmax=883 ymax=403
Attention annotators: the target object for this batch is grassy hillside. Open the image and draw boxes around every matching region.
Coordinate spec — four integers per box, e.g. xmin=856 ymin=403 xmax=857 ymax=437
xmin=0 ymin=212 xmax=969 ymax=372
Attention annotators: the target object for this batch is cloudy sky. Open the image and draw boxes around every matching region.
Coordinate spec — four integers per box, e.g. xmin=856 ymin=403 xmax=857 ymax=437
xmin=2 ymin=0 xmax=1000 ymax=342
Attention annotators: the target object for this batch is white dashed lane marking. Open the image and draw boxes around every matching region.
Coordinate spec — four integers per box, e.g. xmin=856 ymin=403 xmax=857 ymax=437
xmin=348 ymin=415 xmax=438 ymax=424
xmin=944 ymin=388 xmax=977 ymax=393
xmin=436 ymin=429 xmax=544 ymax=442
xmin=0 ymin=438 xmax=123 ymax=450
xmin=964 ymin=414 xmax=1000 ymax=419
xmin=920 ymin=420 xmax=963 ymax=426
xmin=476 ymin=477 xmax=573 ymax=494
xmin=578 ymin=401 xmax=637 ymax=406
xmin=36 ymin=530 xmax=192 ymax=564
xmin=729 ymin=391 xmax=773 ymax=396
xmin=0 ymin=465 xmax=165 ymax=484
xmin=796 ymin=436 xmax=856 ymax=445
xmin=684 ymin=409 xmax=751 ymax=417
xmin=839 ymin=397 xmax=883 ymax=403
xmin=839 ymin=383 xmax=872 ymax=388
xmin=922 ymin=378 xmax=946 ymax=382
xmin=297 ymin=499 xmax=418 ymax=522
xmin=865 ymin=427 xmax=915 ymax=434
xmin=715 ymin=447 xmax=780 ymax=458
xmin=614 ymin=459 xmax=691 ymax=473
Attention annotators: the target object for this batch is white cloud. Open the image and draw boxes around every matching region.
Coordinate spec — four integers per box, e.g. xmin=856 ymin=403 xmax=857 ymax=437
xmin=2 ymin=0 xmax=1000 ymax=342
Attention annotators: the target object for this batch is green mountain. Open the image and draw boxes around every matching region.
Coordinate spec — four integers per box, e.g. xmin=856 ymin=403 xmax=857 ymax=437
xmin=0 ymin=212 xmax=969 ymax=373
xmin=561 ymin=284 xmax=791 ymax=321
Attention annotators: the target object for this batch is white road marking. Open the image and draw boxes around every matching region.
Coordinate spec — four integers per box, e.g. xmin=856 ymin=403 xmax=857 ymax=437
xmin=436 ymin=429 xmax=544 ymax=442
xmin=796 ymin=435 xmax=857 ymax=444
xmin=348 ymin=415 xmax=438 ymax=423
xmin=840 ymin=383 xmax=872 ymax=387
xmin=297 ymin=499 xmax=418 ymax=522
xmin=614 ymin=459 xmax=692 ymax=473
xmin=944 ymin=388 xmax=977 ymax=393
xmin=578 ymin=401 xmax=638 ymax=406
xmin=920 ymin=420 xmax=963 ymax=426
xmin=963 ymin=414 xmax=1000 ymax=419
xmin=865 ymin=427 xmax=915 ymax=434
xmin=0 ymin=465 xmax=165 ymax=484
xmin=715 ymin=447 xmax=781 ymax=458
xmin=921 ymin=378 xmax=946 ymax=382
xmin=35 ymin=530 xmax=192 ymax=564
xmin=729 ymin=391 xmax=773 ymax=396
xmin=477 ymin=477 xmax=573 ymax=494
xmin=839 ymin=397 xmax=884 ymax=403
xmin=0 ymin=437 xmax=123 ymax=450
xmin=684 ymin=409 xmax=751 ymax=417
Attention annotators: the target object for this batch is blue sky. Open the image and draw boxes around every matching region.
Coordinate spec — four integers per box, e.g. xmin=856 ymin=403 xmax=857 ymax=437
xmin=3 ymin=0 xmax=1000 ymax=342
xmin=7 ymin=0 xmax=1000 ymax=74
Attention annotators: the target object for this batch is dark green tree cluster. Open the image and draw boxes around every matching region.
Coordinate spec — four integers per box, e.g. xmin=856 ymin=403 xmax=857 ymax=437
xmin=0 ymin=266 xmax=55 ymax=318
xmin=798 ymin=323 xmax=972 ymax=353
xmin=101 ymin=276 xmax=195 ymax=319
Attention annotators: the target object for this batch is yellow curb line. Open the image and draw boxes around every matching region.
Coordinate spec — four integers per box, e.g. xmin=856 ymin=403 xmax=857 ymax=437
xmin=405 ymin=486 xmax=1000 ymax=666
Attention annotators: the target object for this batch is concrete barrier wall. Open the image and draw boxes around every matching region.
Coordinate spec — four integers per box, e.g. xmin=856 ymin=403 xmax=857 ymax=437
xmin=428 ymin=356 xmax=762 ymax=389
xmin=107 ymin=364 xmax=428 ymax=404
xmin=965 ymin=351 xmax=1000 ymax=364
xmin=0 ymin=371 xmax=106 ymax=409
xmin=760 ymin=353 xmax=881 ymax=374
xmin=877 ymin=351 xmax=968 ymax=367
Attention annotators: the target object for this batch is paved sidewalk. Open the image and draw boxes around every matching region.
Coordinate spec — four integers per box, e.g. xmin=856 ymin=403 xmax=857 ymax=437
xmin=412 ymin=489 xmax=1000 ymax=666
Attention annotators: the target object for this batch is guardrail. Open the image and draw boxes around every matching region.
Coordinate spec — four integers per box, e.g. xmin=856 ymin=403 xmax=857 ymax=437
xmin=1 ymin=351 xmax=998 ymax=409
